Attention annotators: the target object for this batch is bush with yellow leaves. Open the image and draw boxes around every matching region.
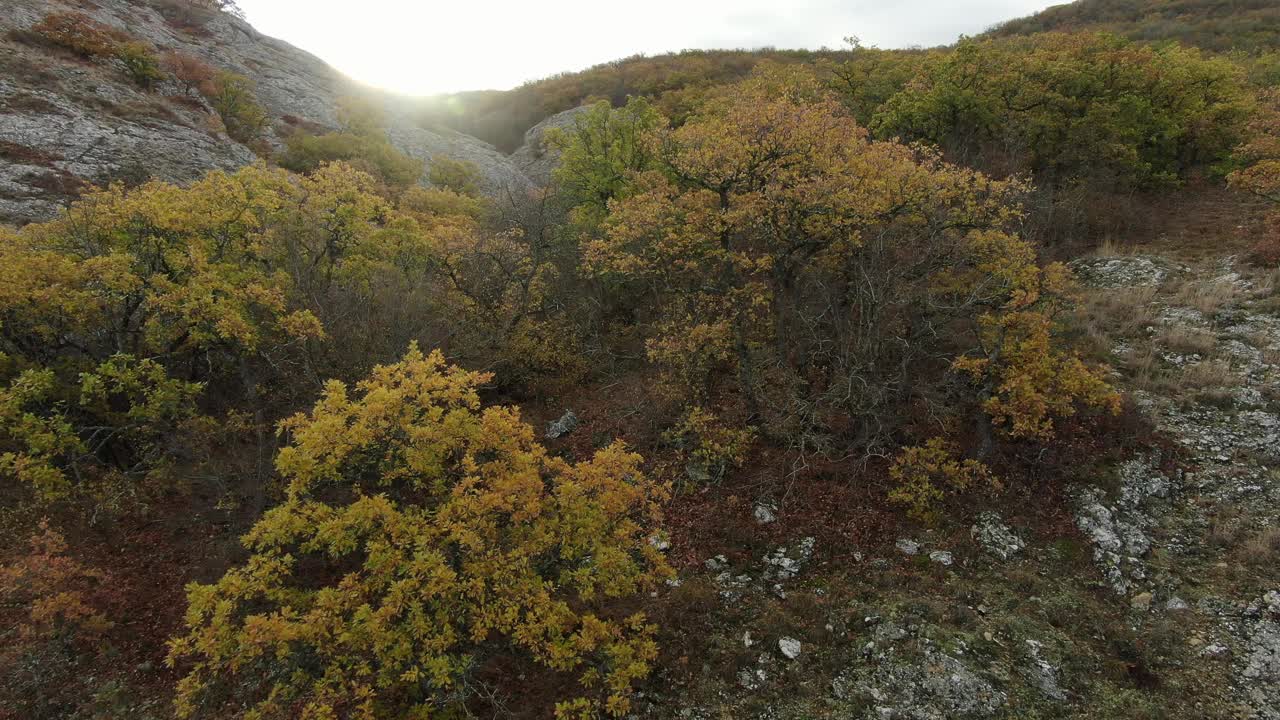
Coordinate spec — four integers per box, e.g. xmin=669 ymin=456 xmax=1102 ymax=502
xmin=167 ymin=345 xmax=672 ymax=719
xmin=663 ymin=406 xmax=755 ymax=485
xmin=888 ymin=438 xmax=998 ymax=524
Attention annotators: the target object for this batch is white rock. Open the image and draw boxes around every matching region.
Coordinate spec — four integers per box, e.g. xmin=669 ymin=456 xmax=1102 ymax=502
xmin=753 ymin=502 xmax=777 ymax=524
xmin=779 ymin=636 xmax=802 ymax=660
xmin=896 ymin=538 xmax=920 ymax=556
xmin=971 ymin=512 xmax=1027 ymax=561
xmin=1200 ymin=643 xmax=1230 ymax=658
xmin=929 ymin=550 xmax=954 ymax=566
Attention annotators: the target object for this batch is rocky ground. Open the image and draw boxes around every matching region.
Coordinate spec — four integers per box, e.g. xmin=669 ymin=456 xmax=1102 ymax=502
xmin=634 ymin=251 xmax=1280 ymax=719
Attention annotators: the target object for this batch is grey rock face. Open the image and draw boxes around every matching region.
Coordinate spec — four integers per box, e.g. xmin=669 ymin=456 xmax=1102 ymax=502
xmin=1068 ymin=255 xmax=1171 ymax=289
xmin=778 ymin=637 xmax=802 ymax=660
xmin=763 ymin=536 xmax=815 ymax=582
xmin=928 ymin=550 xmax=953 ymax=566
xmin=509 ymin=105 xmax=592 ymax=187
xmin=1023 ymin=640 xmax=1066 ymax=701
xmin=1071 ymin=456 xmax=1175 ymax=595
xmin=0 ymin=0 xmax=530 ymax=225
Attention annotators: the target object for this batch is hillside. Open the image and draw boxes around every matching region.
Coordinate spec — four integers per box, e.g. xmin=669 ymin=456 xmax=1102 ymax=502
xmin=420 ymin=48 xmax=855 ymax=152
xmin=1 ymin=2 xmax=1279 ymax=720
xmin=988 ymin=0 xmax=1280 ymax=51
xmin=0 ymin=0 xmax=531 ymax=225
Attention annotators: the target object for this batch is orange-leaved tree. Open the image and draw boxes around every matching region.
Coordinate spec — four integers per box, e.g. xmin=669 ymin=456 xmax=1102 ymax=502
xmin=167 ymin=344 xmax=672 ymax=719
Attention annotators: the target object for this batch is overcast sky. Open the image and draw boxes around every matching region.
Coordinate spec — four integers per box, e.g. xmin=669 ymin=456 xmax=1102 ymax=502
xmin=234 ymin=0 xmax=1063 ymax=96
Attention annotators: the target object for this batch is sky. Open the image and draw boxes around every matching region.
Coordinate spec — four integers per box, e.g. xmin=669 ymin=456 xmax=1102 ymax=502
xmin=234 ymin=0 xmax=1064 ymax=96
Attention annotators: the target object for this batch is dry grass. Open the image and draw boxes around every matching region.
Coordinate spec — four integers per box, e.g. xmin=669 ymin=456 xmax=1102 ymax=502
xmin=1252 ymin=269 xmax=1280 ymax=313
xmin=1122 ymin=350 xmax=1236 ymax=398
xmin=1120 ymin=347 xmax=1172 ymax=393
xmin=1171 ymin=280 xmax=1242 ymax=317
xmin=1179 ymin=358 xmax=1235 ymax=390
xmin=1239 ymin=527 xmax=1280 ymax=567
xmin=1092 ymin=236 xmax=1140 ymax=258
xmin=1155 ymin=326 xmax=1217 ymax=356
xmin=1206 ymin=506 xmax=1248 ymax=550
xmin=1084 ymin=286 xmax=1160 ymax=338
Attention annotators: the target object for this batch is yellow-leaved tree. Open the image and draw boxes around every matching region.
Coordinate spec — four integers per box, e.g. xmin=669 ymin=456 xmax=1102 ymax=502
xmin=167 ymin=344 xmax=672 ymax=719
xmin=573 ymin=64 xmax=1117 ymax=513
xmin=1229 ymin=87 xmax=1280 ymax=264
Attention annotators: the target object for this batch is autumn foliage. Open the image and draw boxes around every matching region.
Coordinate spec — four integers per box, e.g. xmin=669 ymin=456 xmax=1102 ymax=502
xmin=872 ymin=33 xmax=1250 ymax=190
xmin=32 ymin=12 xmax=124 ymax=58
xmin=15 ymin=6 xmax=1270 ymax=714
xmin=572 ymin=67 xmax=1118 ymax=475
xmin=166 ymin=345 xmax=671 ymax=719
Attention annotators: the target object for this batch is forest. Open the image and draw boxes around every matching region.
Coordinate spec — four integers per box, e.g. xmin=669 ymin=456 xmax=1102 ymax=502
xmin=3 ymin=0 xmax=1280 ymax=718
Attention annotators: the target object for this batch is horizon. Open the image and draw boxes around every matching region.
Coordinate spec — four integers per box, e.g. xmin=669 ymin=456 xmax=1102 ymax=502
xmin=234 ymin=0 xmax=1063 ymax=96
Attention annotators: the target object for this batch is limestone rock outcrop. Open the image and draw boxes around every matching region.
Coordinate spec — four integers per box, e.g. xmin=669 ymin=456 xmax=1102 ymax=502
xmin=0 ymin=0 xmax=530 ymax=225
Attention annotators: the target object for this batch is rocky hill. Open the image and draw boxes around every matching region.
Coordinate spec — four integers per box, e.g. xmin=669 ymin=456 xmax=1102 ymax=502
xmin=988 ymin=0 xmax=1280 ymax=52
xmin=0 ymin=0 xmax=533 ymax=225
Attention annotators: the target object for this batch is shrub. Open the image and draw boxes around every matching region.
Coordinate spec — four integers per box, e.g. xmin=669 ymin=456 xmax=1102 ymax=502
xmin=31 ymin=12 xmax=123 ymax=59
xmin=0 ymin=521 xmax=116 ymax=718
xmin=280 ymin=131 xmax=422 ymax=188
xmin=114 ymin=41 xmax=164 ymax=89
xmin=663 ymin=406 xmax=755 ymax=484
xmin=167 ymin=345 xmax=672 ymax=719
xmin=427 ymin=154 xmax=483 ymax=196
xmin=0 ymin=521 xmax=113 ymax=643
xmin=0 ymin=357 xmax=202 ymax=505
xmin=279 ymin=96 xmax=423 ymax=189
xmin=201 ymin=71 xmax=268 ymax=143
xmin=888 ymin=438 xmax=997 ymax=524
xmin=1250 ymin=220 xmax=1280 ymax=266
xmin=152 ymin=0 xmax=242 ymax=31
xmin=874 ymin=33 xmax=1251 ymax=191
xmin=161 ymin=50 xmax=217 ymax=96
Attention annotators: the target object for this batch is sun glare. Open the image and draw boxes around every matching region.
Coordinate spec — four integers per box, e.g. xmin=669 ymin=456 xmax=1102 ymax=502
xmin=234 ymin=0 xmax=1060 ymax=96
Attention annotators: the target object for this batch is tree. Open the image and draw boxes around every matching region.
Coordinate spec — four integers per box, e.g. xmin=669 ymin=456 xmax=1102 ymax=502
xmin=203 ymin=71 xmax=269 ymax=144
xmin=167 ymin=345 xmax=672 ymax=719
xmin=872 ymin=33 xmax=1251 ymax=191
xmin=1230 ymin=87 xmax=1280 ymax=204
xmin=427 ymin=155 xmax=484 ymax=197
xmin=1229 ymin=87 xmax=1280 ymax=263
xmin=0 ymin=163 xmax=454 ymax=515
xmin=279 ymin=97 xmax=424 ymax=191
xmin=547 ymin=98 xmax=665 ymax=233
xmin=582 ymin=65 xmax=1117 ymax=480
